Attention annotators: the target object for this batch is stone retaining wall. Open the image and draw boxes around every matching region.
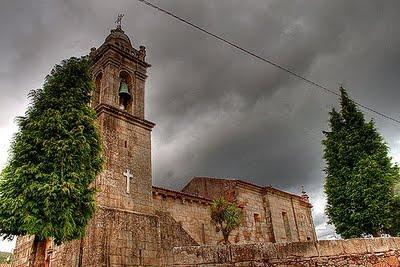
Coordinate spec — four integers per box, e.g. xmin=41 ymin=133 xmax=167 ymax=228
xmin=169 ymin=237 xmax=400 ymax=266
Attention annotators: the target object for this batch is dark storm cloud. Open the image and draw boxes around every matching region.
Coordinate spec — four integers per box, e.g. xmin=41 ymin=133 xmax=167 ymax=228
xmin=1 ymin=0 xmax=400 ymax=239
xmin=144 ymin=0 xmax=400 ymax=192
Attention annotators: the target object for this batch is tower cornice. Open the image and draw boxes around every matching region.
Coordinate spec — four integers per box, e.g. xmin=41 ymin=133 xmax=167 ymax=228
xmin=91 ymin=43 xmax=151 ymax=69
xmin=95 ymin=103 xmax=155 ymax=131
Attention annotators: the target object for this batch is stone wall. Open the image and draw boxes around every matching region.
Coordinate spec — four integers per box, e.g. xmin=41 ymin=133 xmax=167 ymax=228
xmin=12 ymin=207 xmax=162 ymax=267
xmin=95 ymin=109 xmax=154 ymax=215
xmin=157 ymin=211 xmax=199 ymax=265
xmin=265 ymin=188 xmax=316 ymax=243
xmin=169 ymin=237 xmax=400 ymax=266
xmin=11 ymin=236 xmax=34 ymax=267
xmin=235 ymin=186 xmax=272 ymax=243
xmin=52 ymin=207 xmax=161 ymax=266
xmin=181 ymin=177 xmax=316 ymax=244
xmin=12 ymin=206 xmax=205 ymax=267
xmin=153 ymin=187 xmax=221 ymax=245
xmin=181 ymin=177 xmax=237 ymax=200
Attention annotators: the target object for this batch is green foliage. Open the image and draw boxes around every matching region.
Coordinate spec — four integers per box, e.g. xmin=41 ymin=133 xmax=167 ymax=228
xmin=0 ymin=57 xmax=103 ymax=244
xmin=388 ymin=184 xmax=400 ymax=236
xmin=322 ymin=87 xmax=399 ymax=238
xmin=210 ymin=197 xmax=243 ymax=244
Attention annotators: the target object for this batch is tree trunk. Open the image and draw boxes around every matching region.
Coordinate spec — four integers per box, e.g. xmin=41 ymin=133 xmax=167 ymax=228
xmin=222 ymin=229 xmax=230 ymax=244
xmin=372 ymin=231 xmax=381 ymax=237
xmin=44 ymin=238 xmax=52 ymax=267
xmin=30 ymin=236 xmax=47 ymax=267
xmin=28 ymin=236 xmax=39 ymax=267
xmin=78 ymin=237 xmax=84 ymax=267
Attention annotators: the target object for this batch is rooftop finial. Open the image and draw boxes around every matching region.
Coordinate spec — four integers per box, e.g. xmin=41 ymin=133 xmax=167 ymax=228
xmin=301 ymin=185 xmax=310 ymax=202
xmin=301 ymin=185 xmax=306 ymax=195
xmin=115 ymin=13 xmax=124 ymax=30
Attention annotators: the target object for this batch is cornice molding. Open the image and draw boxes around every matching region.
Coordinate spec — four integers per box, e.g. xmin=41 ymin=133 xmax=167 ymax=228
xmin=92 ymin=43 xmax=151 ymax=69
xmin=95 ymin=103 xmax=155 ymax=131
xmin=153 ymin=186 xmax=212 ymax=205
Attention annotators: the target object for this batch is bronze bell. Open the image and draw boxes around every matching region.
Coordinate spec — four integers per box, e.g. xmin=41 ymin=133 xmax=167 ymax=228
xmin=119 ymin=80 xmax=131 ymax=100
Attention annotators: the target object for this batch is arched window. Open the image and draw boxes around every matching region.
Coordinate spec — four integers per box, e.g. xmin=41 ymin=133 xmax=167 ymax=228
xmin=92 ymin=72 xmax=102 ymax=107
xmin=118 ymin=71 xmax=133 ymax=111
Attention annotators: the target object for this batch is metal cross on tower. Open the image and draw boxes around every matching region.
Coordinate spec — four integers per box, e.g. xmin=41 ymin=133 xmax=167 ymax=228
xmin=115 ymin=13 xmax=124 ymax=29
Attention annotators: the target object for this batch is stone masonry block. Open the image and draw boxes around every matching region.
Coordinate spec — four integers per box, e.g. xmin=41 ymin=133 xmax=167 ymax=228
xmin=316 ymin=240 xmax=344 ymax=256
xmin=200 ymin=246 xmax=217 ymax=264
xmin=275 ymin=241 xmax=318 ymax=259
xmin=209 ymin=245 xmax=231 ymax=263
xmin=393 ymin=237 xmax=400 ymax=250
xmin=199 ymin=245 xmax=232 ymax=264
xmin=216 ymin=245 xmax=232 ymax=263
xmin=230 ymin=244 xmax=259 ymax=262
xmin=258 ymin=243 xmax=278 ymax=260
xmin=383 ymin=237 xmax=400 ymax=251
xmin=341 ymin=238 xmax=368 ymax=254
xmin=365 ymin=237 xmax=392 ymax=253
xmin=173 ymin=246 xmax=203 ymax=265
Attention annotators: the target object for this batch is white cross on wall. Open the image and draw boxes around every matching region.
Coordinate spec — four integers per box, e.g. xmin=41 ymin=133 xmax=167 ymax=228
xmin=123 ymin=169 xmax=133 ymax=193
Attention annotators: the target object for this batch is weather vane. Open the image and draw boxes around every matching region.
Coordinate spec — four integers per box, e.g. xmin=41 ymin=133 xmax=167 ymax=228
xmin=115 ymin=13 xmax=124 ymax=29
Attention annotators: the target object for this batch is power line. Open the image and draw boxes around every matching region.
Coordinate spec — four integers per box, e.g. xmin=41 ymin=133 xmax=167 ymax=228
xmin=137 ymin=0 xmax=400 ymax=125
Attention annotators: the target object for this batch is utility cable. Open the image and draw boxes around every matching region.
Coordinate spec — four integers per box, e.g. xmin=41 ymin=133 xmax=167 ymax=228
xmin=137 ymin=0 xmax=400 ymax=125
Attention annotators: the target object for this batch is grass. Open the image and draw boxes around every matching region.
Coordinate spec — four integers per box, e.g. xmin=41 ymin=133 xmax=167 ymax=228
xmin=0 ymin=251 xmax=12 ymax=264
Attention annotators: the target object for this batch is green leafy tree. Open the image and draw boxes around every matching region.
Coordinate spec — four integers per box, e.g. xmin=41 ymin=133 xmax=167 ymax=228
xmin=0 ymin=57 xmax=103 ymax=245
xmin=322 ymin=87 xmax=399 ymax=238
xmin=210 ymin=197 xmax=243 ymax=244
xmin=388 ymin=184 xmax=400 ymax=236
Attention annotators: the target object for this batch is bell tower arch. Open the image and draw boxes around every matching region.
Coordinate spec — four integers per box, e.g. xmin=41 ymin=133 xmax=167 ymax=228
xmin=89 ymin=25 xmax=155 ymax=214
xmin=118 ymin=70 xmax=133 ymax=111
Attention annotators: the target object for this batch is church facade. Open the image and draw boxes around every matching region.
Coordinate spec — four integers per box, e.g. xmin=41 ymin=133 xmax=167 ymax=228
xmin=12 ymin=25 xmax=316 ymax=267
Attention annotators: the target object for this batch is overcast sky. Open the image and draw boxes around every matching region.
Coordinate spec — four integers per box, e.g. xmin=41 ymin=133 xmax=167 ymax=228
xmin=1 ymin=0 xmax=400 ymax=252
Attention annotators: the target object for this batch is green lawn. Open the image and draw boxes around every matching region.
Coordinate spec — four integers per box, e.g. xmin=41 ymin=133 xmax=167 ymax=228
xmin=0 ymin=251 xmax=12 ymax=264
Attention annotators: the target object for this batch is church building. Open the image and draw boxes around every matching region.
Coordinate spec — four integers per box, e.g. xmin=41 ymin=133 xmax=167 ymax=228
xmin=12 ymin=24 xmax=316 ymax=267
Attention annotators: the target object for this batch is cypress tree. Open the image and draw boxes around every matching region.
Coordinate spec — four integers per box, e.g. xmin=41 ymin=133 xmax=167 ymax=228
xmin=389 ymin=185 xmax=400 ymax=236
xmin=322 ymin=87 xmax=398 ymax=238
xmin=0 ymin=57 xmax=103 ymax=244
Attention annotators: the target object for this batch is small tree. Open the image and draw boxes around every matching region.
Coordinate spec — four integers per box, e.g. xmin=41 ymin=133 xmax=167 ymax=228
xmin=322 ymin=87 xmax=399 ymax=238
xmin=0 ymin=57 xmax=103 ymax=245
xmin=210 ymin=197 xmax=243 ymax=244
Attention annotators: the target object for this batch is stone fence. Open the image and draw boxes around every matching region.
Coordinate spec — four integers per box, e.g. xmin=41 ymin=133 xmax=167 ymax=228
xmin=169 ymin=237 xmax=400 ymax=266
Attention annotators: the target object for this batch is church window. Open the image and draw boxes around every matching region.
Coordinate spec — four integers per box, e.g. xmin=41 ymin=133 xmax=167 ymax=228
xmin=254 ymin=213 xmax=262 ymax=234
xmin=201 ymin=223 xmax=206 ymax=244
xmin=124 ymin=140 xmax=128 ymax=148
xmin=282 ymin=211 xmax=292 ymax=241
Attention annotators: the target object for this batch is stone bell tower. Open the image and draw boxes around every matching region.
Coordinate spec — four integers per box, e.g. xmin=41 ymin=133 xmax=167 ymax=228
xmin=12 ymin=23 xmax=162 ymax=267
xmin=89 ymin=22 xmax=155 ymax=215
